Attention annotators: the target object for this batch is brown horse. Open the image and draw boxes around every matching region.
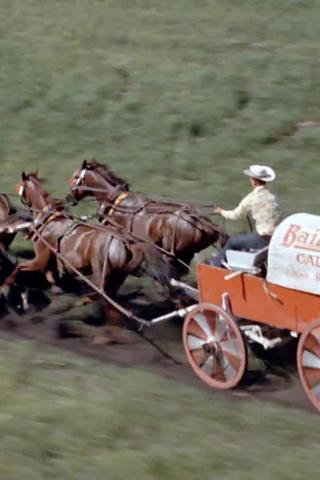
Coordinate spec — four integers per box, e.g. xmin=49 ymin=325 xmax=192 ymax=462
xmin=0 ymin=194 xmax=17 ymax=252
xmin=67 ymin=160 xmax=223 ymax=274
xmin=13 ymin=172 xmax=177 ymax=307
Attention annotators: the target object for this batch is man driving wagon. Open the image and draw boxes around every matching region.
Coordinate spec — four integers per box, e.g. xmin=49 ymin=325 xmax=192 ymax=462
xmin=210 ymin=164 xmax=280 ymax=267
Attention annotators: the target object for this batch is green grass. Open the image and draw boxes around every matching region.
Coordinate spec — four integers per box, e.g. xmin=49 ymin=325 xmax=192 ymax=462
xmin=1 ymin=0 xmax=320 ymax=225
xmin=0 ymin=335 xmax=318 ymax=480
xmin=0 ymin=1 xmax=320 ymax=476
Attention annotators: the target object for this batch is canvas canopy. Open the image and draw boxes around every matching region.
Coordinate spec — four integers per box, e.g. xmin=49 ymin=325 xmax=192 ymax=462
xmin=267 ymin=213 xmax=320 ymax=295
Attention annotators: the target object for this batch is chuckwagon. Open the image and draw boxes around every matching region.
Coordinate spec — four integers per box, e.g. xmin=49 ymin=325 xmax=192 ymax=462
xmin=181 ymin=213 xmax=320 ymax=411
xmin=2 ymin=176 xmax=320 ymax=412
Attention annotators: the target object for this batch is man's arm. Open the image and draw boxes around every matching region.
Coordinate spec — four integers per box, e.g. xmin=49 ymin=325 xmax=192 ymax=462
xmin=219 ymin=193 xmax=251 ymax=221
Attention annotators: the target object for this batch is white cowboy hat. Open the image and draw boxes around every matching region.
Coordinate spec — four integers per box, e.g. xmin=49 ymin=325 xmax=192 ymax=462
xmin=243 ymin=164 xmax=276 ymax=182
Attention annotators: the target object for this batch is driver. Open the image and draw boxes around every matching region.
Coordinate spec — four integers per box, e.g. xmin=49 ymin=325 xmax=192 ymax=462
xmin=210 ymin=164 xmax=280 ymax=267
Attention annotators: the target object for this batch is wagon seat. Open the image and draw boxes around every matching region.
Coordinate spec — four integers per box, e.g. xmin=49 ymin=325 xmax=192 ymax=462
xmin=224 ymin=245 xmax=269 ymax=276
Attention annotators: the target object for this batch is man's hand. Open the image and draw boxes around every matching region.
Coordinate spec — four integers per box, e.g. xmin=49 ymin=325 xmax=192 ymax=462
xmin=214 ymin=206 xmax=223 ymax=215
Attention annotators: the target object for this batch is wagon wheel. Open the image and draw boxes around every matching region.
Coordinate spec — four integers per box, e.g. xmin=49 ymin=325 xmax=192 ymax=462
xmin=183 ymin=303 xmax=247 ymax=389
xmin=297 ymin=319 xmax=320 ymax=412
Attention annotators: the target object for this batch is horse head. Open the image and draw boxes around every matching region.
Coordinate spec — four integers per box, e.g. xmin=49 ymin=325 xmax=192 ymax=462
xmin=16 ymin=171 xmax=59 ymax=215
xmin=67 ymin=159 xmax=130 ymax=205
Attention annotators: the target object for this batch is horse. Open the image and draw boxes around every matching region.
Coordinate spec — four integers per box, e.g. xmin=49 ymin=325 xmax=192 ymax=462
xmin=12 ymin=172 xmax=177 ymax=313
xmin=67 ymin=159 xmax=225 ymax=274
xmin=0 ymin=248 xmax=27 ymax=315
xmin=0 ymin=194 xmax=17 ymax=252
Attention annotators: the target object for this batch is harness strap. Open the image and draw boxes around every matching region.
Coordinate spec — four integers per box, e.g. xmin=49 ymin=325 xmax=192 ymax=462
xmin=26 ymin=223 xmax=149 ymax=325
xmin=56 ymin=221 xmax=83 ymax=254
xmin=29 ymin=210 xmax=66 ymax=241
xmin=108 ymin=192 xmax=129 ymax=216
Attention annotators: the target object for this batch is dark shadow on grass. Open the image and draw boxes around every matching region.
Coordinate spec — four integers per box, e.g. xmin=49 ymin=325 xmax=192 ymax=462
xmin=240 ymin=338 xmax=298 ymax=391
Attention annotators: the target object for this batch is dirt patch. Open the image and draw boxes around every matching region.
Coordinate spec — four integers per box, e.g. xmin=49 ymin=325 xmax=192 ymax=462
xmin=0 ymin=286 xmax=314 ymax=414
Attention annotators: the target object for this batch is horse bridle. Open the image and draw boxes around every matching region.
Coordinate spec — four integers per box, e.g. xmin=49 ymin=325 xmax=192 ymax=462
xmin=17 ymin=178 xmax=42 ymax=212
xmin=72 ymin=167 xmax=87 ymax=189
xmin=17 ymin=182 xmax=29 ymax=208
xmin=17 ymin=184 xmax=25 ymax=199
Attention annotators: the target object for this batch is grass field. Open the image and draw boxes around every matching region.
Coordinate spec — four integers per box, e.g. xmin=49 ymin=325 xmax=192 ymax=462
xmin=0 ymin=0 xmax=320 ymax=477
xmin=0 ymin=335 xmax=319 ymax=480
xmin=1 ymin=0 xmax=320 ymax=218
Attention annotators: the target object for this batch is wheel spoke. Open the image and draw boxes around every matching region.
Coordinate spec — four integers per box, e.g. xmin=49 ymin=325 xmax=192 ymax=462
xmin=312 ymin=383 xmax=320 ymax=401
xmin=302 ymin=367 xmax=320 ymax=388
xmin=223 ymin=349 xmax=241 ymax=371
xmin=212 ymin=360 xmax=226 ymax=381
xmin=221 ymin=338 xmax=241 ymax=358
xmin=183 ymin=305 xmax=246 ymax=390
xmin=220 ymin=355 xmax=236 ymax=382
xmin=312 ymin=326 xmax=320 ymax=342
xmin=191 ymin=348 xmax=207 ymax=367
xmin=186 ymin=320 xmax=208 ymax=341
xmin=302 ymin=350 xmax=320 ymax=370
xmin=304 ymin=334 xmax=320 ymax=358
xmin=193 ymin=312 xmax=214 ymax=339
xmin=215 ymin=316 xmax=227 ymax=341
xmin=187 ymin=334 xmax=206 ymax=351
xmin=225 ymin=364 xmax=237 ymax=382
xmin=201 ymin=355 xmax=214 ymax=375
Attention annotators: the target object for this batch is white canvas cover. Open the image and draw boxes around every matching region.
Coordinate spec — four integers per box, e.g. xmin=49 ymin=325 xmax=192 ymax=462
xmin=267 ymin=213 xmax=320 ymax=295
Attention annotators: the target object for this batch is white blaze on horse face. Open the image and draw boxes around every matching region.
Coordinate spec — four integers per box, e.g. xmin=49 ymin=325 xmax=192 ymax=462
xmin=79 ymin=168 xmax=86 ymax=182
xmin=73 ymin=168 xmax=87 ymax=188
xmin=18 ymin=185 xmax=24 ymax=197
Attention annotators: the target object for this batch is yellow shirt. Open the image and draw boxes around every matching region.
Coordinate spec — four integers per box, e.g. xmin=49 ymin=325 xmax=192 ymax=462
xmin=220 ymin=186 xmax=280 ymax=236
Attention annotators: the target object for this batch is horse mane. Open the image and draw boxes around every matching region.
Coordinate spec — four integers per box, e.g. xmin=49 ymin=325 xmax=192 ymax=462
xmin=87 ymin=160 xmax=130 ymax=191
xmin=27 ymin=172 xmax=65 ymax=210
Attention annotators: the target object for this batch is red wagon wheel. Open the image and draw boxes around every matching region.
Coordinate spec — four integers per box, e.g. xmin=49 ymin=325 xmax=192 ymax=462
xmin=297 ymin=319 xmax=320 ymax=412
xmin=183 ymin=303 xmax=247 ymax=389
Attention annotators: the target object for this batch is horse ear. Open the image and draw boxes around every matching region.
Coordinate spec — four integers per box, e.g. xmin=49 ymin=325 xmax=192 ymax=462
xmin=82 ymin=160 xmax=88 ymax=169
xmin=21 ymin=171 xmax=29 ymax=181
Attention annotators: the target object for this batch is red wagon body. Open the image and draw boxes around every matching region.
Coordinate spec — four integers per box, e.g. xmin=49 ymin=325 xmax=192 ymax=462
xmin=182 ymin=213 xmax=320 ymax=412
xmin=197 ymin=264 xmax=320 ymax=334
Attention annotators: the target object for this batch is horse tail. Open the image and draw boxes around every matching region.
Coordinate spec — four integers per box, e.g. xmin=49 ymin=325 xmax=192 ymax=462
xmin=136 ymin=243 xmax=178 ymax=288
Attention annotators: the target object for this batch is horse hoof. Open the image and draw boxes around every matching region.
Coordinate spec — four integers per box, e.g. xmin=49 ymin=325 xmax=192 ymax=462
xmin=92 ymin=326 xmax=129 ymax=345
xmin=81 ymin=296 xmax=95 ymax=305
xmin=92 ymin=334 xmax=117 ymax=345
xmin=51 ymin=286 xmax=64 ymax=295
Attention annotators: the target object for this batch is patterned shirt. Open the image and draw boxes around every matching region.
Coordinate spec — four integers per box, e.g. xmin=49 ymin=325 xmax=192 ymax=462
xmin=220 ymin=186 xmax=280 ymax=236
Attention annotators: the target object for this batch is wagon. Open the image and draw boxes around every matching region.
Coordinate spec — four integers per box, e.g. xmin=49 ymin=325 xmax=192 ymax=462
xmin=180 ymin=213 xmax=320 ymax=411
xmin=3 ymin=208 xmax=320 ymax=411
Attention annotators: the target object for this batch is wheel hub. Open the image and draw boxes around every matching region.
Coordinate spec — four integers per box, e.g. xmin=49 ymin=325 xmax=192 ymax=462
xmin=203 ymin=340 xmax=219 ymax=358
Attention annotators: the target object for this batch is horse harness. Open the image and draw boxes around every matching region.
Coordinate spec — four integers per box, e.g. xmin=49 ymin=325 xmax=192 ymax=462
xmin=100 ymin=192 xmax=156 ymax=233
xmin=99 ymin=191 xmax=130 ymax=220
xmin=28 ymin=207 xmax=81 ymax=250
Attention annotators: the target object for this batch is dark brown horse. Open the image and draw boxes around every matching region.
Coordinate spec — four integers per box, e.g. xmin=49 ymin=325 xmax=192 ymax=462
xmin=67 ymin=160 xmax=223 ymax=274
xmin=0 ymin=194 xmax=17 ymax=252
xmin=13 ymin=172 xmax=176 ymax=306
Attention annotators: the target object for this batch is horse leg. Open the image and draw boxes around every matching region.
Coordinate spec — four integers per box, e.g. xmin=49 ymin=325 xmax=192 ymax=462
xmin=3 ymin=244 xmax=53 ymax=310
xmin=45 ymin=271 xmax=56 ymax=284
xmin=84 ymin=256 xmax=115 ymax=344
xmin=93 ymin=277 xmax=128 ymax=345
xmin=18 ymin=243 xmax=51 ymax=273
xmin=92 ymin=261 xmax=128 ymax=345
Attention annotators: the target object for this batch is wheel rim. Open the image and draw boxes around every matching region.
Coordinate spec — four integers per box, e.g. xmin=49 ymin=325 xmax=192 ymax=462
xmin=183 ymin=303 xmax=247 ymax=389
xmin=297 ymin=319 xmax=320 ymax=411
